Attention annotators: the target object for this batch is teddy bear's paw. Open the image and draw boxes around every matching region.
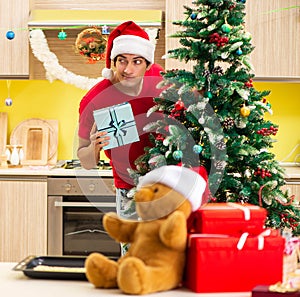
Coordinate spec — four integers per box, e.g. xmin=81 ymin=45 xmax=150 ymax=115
xmin=85 ymin=253 xmax=118 ymax=288
xmin=118 ymin=257 xmax=148 ymax=294
xmin=160 ymin=211 xmax=187 ymax=250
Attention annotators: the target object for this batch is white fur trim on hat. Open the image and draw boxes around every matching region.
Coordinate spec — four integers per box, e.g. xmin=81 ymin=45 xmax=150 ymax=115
xmin=111 ymin=35 xmax=155 ymax=64
xmin=102 ymin=67 xmax=114 ymax=80
xmin=137 ymin=165 xmax=207 ymax=211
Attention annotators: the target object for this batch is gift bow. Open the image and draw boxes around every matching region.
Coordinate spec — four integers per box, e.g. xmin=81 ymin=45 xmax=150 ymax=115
xmin=237 ymin=229 xmax=272 ymax=250
xmin=109 ymin=108 xmax=127 ymax=137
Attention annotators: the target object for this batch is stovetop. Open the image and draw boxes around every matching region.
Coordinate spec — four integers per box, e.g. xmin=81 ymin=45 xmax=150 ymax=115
xmin=55 ymin=159 xmax=112 ymax=170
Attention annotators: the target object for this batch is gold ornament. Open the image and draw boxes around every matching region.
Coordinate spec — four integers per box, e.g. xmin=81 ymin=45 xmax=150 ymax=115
xmin=240 ymin=104 xmax=250 ymax=117
xmin=75 ymin=28 xmax=107 ymax=64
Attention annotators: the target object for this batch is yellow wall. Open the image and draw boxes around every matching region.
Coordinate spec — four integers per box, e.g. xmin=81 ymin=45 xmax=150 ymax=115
xmin=0 ymin=80 xmax=85 ymax=160
xmin=0 ymin=79 xmax=300 ymax=162
xmin=255 ymin=82 xmax=300 ymax=163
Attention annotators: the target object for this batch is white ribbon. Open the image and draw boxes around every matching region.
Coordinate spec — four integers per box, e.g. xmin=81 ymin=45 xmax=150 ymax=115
xmin=188 ymin=228 xmax=273 ymax=250
xmin=237 ymin=229 xmax=272 ymax=251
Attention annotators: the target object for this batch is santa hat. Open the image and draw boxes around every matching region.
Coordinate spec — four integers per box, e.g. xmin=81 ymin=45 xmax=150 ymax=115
xmin=102 ymin=21 xmax=155 ymax=80
xmin=137 ymin=165 xmax=207 ymax=211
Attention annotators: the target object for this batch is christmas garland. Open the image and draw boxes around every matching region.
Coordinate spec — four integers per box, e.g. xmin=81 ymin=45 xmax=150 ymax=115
xmin=29 ymin=28 xmax=158 ymax=90
xmin=29 ymin=29 xmax=102 ymax=90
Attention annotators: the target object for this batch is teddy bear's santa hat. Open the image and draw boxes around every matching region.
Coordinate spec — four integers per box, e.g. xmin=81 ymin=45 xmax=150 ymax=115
xmin=137 ymin=165 xmax=207 ymax=211
xmin=102 ymin=21 xmax=155 ymax=80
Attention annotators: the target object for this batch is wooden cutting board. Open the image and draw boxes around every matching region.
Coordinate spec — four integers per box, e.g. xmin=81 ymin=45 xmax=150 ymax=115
xmin=10 ymin=118 xmax=58 ymax=165
xmin=21 ymin=125 xmax=49 ymax=165
xmin=0 ymin=113 xmax=8 ymax=156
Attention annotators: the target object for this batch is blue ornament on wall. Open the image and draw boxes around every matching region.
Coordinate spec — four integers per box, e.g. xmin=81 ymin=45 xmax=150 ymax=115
xmin=6 ymin=31 xmax=15 ymax=40
xmin=5 ymin=98 xmax=13 ymax=106
xmin=58 ymin=30 xmax=67 ymax=40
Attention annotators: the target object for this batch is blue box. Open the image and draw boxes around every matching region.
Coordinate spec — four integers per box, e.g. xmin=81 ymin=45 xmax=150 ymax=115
xmin=93 ymin=102 xmax=140 ymax=150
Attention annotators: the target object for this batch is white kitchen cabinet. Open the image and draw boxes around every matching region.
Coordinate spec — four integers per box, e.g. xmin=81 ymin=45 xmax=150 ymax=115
xmin=165 ymin=0 xmax=300 ymax=80
xmin=0 ymin=176 xmax=47 ymax=262
xmin=0 ymin=0 xmax=30 ymax=78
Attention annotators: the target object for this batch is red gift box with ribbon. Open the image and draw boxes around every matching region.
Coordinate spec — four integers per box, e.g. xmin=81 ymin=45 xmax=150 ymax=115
xmin=184 ymin=229 xmax=285 ymax=293
xmin=190 ymin=202 xmax=267 ymax=235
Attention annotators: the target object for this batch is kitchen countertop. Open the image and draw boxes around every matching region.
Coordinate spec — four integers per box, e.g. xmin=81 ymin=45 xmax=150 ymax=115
xmin=0 ymin=166 xmax=113 ymax=177
xmin=282 ymin=164 xmax=300 ymax=179
xmin=1 ymin=162 xmax=300 ymax=179
xmin=1 ymin=262 xmax=251 ymax=297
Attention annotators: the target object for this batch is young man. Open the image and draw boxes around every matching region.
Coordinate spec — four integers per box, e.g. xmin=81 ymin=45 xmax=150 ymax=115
xmin=77 ymin=21 xmax=164 ymax=224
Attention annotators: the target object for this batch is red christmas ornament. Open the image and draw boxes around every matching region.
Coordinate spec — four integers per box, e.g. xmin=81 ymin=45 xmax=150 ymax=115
xmin=174 ymin=99 xmax=185 ymax=111
xmin=155 ymin=134 xmax=164 ymax=141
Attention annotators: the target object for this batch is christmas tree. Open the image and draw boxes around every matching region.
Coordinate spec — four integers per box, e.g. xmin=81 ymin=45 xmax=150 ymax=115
xmin=131 ymin=0 xmax=300 ymax=234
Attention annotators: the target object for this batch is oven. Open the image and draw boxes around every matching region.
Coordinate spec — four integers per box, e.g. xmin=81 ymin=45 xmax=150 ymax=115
xmin=47 ymin=175 xmax=120 ymax=257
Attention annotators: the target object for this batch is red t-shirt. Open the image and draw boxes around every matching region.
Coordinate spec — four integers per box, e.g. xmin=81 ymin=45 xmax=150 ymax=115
xmin=78 ymin=63 xmax=164 ymax=189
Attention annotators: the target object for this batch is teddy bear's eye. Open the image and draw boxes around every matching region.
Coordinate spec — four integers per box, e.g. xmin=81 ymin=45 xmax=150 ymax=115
xmin=153 ymin=187 xmax=159 ymax=193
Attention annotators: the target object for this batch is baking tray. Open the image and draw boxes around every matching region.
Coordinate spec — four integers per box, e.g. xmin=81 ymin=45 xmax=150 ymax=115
xmin=13 ymin=255 xmax=88 ymax=280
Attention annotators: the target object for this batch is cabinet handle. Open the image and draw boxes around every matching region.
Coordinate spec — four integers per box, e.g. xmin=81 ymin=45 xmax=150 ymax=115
xmin=54 ymin=201 xmax=116 ymax=208
xmin=285 ymin=181 xmax=300 ymax=185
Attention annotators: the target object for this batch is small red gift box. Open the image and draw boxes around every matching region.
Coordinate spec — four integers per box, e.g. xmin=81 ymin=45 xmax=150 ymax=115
xmin=190 ymin=202 xmax=267 ymax=235
xmin=252 ymin=285 xmax=300 ymax=296
xmin=184 ymin=230 xmax=285 ymax=293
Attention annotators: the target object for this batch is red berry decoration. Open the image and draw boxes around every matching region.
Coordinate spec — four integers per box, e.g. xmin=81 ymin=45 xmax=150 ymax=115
xmin=254 ymin=167 xmax=272 ymax=178
xmin=256 ymin=126 xmax=278 ymax=136
xmin=219 ymin=37 xmax=229 ymax=46
xmin=208 ymin=33 xmax=229 ymax=47
xmin=209 ymin=33 xmax=220 ymax=43
xmin=229 ymin=4 xmax=237 ymax=10
xmin=262 ymin=97 xmax=267 ymax=104
xmin=244 ymin=79 xmax=253 ymax=88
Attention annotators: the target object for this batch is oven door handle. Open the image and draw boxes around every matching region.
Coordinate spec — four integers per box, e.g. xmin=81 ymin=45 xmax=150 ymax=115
xmin=54 ymin=201 xmax=116 ymax=208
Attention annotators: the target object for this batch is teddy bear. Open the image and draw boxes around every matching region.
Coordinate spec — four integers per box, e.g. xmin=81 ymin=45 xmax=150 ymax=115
xmin=85 ymin=165 xmax=207 ymax=295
